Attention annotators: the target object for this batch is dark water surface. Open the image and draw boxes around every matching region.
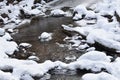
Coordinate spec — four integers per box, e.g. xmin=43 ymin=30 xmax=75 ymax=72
xmin=13 ymin=16 xmax=84 ymax=80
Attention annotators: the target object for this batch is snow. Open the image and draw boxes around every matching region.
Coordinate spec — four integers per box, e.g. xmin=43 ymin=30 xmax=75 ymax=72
xmin=0 ymin=28 xmax=5 ymax=36
xmin=63 ymin=0 xmax=120 ymax=52
xmin=0 ymin=0 xmax=46 ymax=28
xmin=74 ymin=5 xmax=87 ymax=15
xmin=7 ymin=29 xmax=14 ymax=33
xmin=38 ymin=32 xmax=52 ymax=42
xmin=50 ymin=9 xmax=65 ymax=16
xmin=1 ymin=0 xmax=120 ymax=80
xmin=19 ymin=43 xmax=32 ymax=48
xmin=0 ymin=70 xmax=17 ymax=80
xmin=85 ymin=11 xmax=96 ymax=19
xmin=65 ymin=55 xmax=76 ymax=61
xmin=2 ymin=32 xmax=13 ymax=41
xmin=86 ymin=29 xmax=120 ymax=51
xmin=77 ymin=44 xmax=89 ymax=50
xmin=0 ymin=32 xmax=18 ymax=56
xmin=77 ymin=51 xmax=111 ymax=62
xmin=75 ymin=20 xmax=87 ymax=26
xmin=28 ymin=56 xmax=40 ymax=61
xmin=82 ymin=72 xmax=118 ymax=80
xmin=86 ymin=47 xmax=96 ymax=52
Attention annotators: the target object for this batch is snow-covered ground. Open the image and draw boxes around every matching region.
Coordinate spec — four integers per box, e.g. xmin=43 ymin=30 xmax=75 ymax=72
xmin=0 ymin=0 xmax=120 ymax=80
xmin=0 ymin=0 xmax=47 ymax=29
xmin=63 ymin=0 xmax=120 ymax=53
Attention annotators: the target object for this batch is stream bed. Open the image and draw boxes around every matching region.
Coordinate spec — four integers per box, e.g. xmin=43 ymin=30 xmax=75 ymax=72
xmin=12 ymin=16 xmax=85 ymax=80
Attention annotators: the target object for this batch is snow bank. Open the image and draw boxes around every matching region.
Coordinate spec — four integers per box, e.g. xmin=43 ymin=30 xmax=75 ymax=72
xmin=0 ymin=28 xmax=18 ymax=57
xmin=0 ymin=46 xmax=120 ymax=80
xmin=0 ymin=59 xmax=56 ymax=80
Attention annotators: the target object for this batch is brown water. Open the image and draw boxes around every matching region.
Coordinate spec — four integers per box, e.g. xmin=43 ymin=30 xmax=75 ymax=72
xmin=12 ymin=16 xmax=84 ymax=80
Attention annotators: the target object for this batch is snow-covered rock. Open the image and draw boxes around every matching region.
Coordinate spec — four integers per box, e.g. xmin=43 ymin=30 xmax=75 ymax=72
xmin=38 ymin=32 xmax=52 ymax=42
xmin=86 ymin=29 xmax=120 ymax=51
xmin=82 ymin=72 xmax=118 ymax=80
xmin=77 ymin=44 xmax=89 ymax=50
xmin=65 ymin=55 xmax=76 ymax=61
xmin=0 ymin=28 xmax=5 ymax=36
xmin=7 ymin=29 xmax=14 ymax=33
xmin=50 ymin=9 xmax=65 ymax=17
xmin=28 ymin=56 xmax=40 ymax=61
xmin=77 ymin=51 xmax=111 ymax=62
xmin=62 ymin=0 xmax=120 ymax=72
xmin=19 ymin=43 xmax=32 ymax=48
xmin=73 ymin=5 xmax=87 ymax=20
xmin=2 ymin=32 xmax=13 ymax=41
xmin=0 ymin=70 xmax=17 ymax=80
xmin=0 ymin=59 xmax=56 ymax=80
xmin=0 ymin=0 xmax=46 ymax=27
xmin=85 ymin=11 xmax=96 ymax=19
xmin=0 ymin=32 xmax=18 ymax=56
xmin=86 ymin=47 xmax=95 ymax=52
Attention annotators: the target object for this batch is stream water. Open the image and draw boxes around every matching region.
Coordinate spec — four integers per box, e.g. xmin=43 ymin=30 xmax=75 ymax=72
xmin=12 ymin=16 xmax=84 ymax=80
